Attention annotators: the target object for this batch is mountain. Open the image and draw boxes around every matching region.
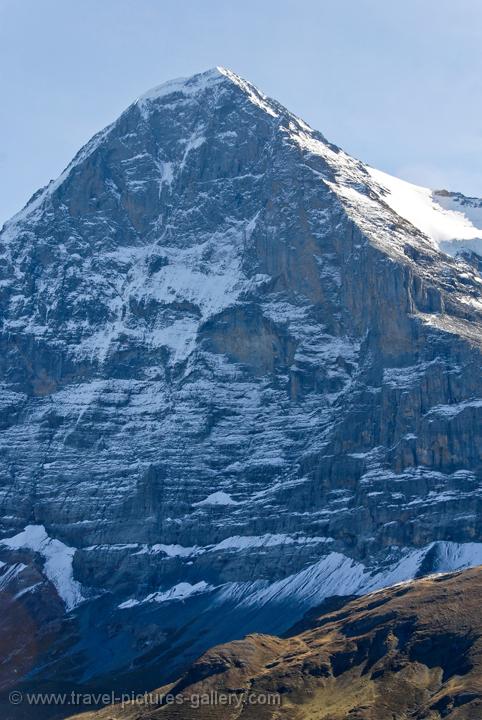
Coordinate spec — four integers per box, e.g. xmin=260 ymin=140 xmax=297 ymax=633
xmin=66 ymin=565 xmax=482 ymax=720
xmin=1 ymin=67 xmax=482 ymax=707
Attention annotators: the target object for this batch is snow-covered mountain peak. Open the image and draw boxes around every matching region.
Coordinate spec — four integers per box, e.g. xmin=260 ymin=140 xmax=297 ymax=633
xmin=136 ymin=66 xmax=227 ymax=104
xmin=136 ymin=66 xmax=279 ymax=119
xmin=1 ymin=67 xmax=482 ymax=374
xmin=4 ymin=65 xmax=481 ymax=274
xmin=1 ymin=67 xmax=482 ymax=692
xmin=2 ymin=67 xmax=287 ymax=241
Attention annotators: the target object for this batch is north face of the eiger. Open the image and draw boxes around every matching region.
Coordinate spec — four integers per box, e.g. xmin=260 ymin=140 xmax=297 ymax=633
xmin=1 ymin=67 xmax=482 ymax=694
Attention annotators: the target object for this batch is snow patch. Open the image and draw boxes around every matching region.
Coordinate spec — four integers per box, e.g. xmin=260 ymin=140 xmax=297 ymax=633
xmin=429 ymin=541 xmax=482 ymax=571
xmin=1 ymin=525 xmax=83 ymax=611
xmin=221 ymin=540 xmax=482 ymax=611
xmin=193 ymin=491 xmax=238 ymax=507
xmin=367 ymin=167 xmax=482 ymax=256
xmin=427 ymin=398 xmax=482 ymax=419
xmin=158 ymin=160 xmax=174 ymax=189
xmin=73 ymin=212 xmax=262 ymax=365
xmin=211 ymin=534 xmax=329 ymax=552
xmin=0 ymin=562 xmax=27 ymax=591
xmin=137 ymin=543 xmax=199 ymax=557
xmin=118 ymin=581 xmax=211 ymax=609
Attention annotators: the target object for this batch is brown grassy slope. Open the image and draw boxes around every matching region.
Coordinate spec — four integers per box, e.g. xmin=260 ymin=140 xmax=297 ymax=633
xmin=69 ymin=566 xmax=482 ymax=720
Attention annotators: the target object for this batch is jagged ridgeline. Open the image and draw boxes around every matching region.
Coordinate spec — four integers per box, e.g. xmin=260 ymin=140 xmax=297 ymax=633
xmin=0 ymin=67 xmax=482 ymax=696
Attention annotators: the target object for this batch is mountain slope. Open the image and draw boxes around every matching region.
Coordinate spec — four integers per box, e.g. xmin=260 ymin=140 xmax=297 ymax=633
xmin=1 ymin=67 xmax=482 ymax=697
xmin=68 ymin=566 xmax=482 ymax=720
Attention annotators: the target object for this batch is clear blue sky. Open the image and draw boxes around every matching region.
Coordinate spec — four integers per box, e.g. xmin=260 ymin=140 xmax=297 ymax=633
xmin=1 ymin=0 xmax=482 ymax=225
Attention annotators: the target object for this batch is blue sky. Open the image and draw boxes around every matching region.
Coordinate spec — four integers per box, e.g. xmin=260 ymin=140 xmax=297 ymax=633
xmin=1 ymin=0 xmax=482 ymax=225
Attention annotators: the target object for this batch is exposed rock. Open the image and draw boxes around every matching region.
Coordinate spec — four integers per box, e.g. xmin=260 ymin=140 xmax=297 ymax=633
xmin=0 ymin=67 xmax=482 ymax=699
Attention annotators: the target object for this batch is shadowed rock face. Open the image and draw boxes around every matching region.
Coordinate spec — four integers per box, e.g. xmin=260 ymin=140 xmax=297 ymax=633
xmin=0 ymin=67 xmax=482 ymax=698
xmin=66 ymin=567 xmax=482 ymax=720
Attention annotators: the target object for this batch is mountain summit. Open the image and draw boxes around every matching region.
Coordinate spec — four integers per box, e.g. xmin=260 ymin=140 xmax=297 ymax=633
xmin=1 ymin=68 xmax=482 ymax=702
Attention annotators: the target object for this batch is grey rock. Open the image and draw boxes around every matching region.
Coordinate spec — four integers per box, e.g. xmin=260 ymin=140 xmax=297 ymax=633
xmin=0 ymin=67 xmax=482 ymax=696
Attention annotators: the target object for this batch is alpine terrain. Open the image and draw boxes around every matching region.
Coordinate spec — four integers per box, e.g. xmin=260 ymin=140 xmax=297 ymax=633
xmin=1 ymin=67 xmax=482 ymax=710
xmin=68 ymin=566 xmax=482 ymax=720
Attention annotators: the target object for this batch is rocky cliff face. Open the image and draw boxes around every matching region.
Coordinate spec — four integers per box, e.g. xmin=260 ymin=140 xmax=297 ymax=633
xmin=1 ymin=67 xmax=482 ymax=700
